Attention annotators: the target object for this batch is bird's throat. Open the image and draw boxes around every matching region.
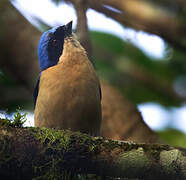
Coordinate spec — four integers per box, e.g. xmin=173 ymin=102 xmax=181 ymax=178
xmin=58 ymin=36 xmax=87 ymax=65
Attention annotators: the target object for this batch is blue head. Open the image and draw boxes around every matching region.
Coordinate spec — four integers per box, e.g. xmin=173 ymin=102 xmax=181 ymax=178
xmin=38 ymin=21 xmax=72 ymax=71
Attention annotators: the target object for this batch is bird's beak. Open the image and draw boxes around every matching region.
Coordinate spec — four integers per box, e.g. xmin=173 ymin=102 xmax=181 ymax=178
xmin=65 ymin=21 xmax=73 ymax=37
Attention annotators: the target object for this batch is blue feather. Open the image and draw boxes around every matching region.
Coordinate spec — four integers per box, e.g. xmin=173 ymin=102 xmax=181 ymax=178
xmin=38 ymin=22 xmax=72 ymax=71
xmin=38 ymin=26 xmax=64 ymax=71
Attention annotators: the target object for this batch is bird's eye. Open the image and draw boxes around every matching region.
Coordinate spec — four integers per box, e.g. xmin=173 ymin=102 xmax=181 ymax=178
xmin=52 ymin=39 xmax=60 ymax=46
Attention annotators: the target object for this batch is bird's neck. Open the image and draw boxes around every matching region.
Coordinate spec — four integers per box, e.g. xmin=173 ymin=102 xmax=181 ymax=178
xmin=58 ymin=36 xmax=87 ymax=65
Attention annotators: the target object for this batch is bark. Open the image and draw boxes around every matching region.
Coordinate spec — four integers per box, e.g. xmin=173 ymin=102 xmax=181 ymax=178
xmin=0 ymin=124 xmax=185 ymax=180
xmin=73 ymin=0 xmax=92 ymax=58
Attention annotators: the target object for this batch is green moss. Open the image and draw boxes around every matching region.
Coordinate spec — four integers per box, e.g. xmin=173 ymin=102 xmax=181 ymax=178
xmin=31 ymin=128 xmax=115 ymax=179
xmin=28 ymin=128 xmax=70 ymax=179
xmin=31 ymin=128 xmax=96 ymax=179
xmin=34 ymin=128 xmax=71 ymax=150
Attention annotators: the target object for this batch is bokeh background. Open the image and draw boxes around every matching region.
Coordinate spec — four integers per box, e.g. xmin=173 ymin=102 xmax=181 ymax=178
xmin=1 ymin=0 xmax=186 ymax=147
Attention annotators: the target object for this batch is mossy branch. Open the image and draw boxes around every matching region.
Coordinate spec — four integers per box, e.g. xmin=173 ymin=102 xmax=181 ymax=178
xmin=0 ymin=124 xmax=186 ymax=180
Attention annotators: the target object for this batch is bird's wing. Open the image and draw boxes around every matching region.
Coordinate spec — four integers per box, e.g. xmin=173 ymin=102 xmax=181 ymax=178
xmin=99 ymin=82 xmax=102 ymax=100
xmin=33 ymin=76 xmax=40 ymax=107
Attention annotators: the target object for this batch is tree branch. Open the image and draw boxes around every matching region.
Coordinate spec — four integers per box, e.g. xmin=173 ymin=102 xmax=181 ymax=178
xmin=70 ymin=0 xmax=92 ymax=58
xmin=66 ymin=0 xmax=186 ymax=51
xmin=98 ymin=0 xmax=186 ymax=51
xmin=0 ymin=125 xmax=186 ymax=179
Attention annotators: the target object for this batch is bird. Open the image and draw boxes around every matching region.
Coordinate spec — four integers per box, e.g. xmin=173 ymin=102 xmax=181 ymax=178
xmin=33 ymin=21 xmax=102 ymax=136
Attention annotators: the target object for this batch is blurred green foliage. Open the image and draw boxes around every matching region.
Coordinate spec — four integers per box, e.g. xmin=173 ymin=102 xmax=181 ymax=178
xmin=90 ymin=31 xmax=184 ymax=107
xmin=0 ymin=69 xmax=16 ymax=87
xmin=0 ymin=69 xmax=32 ymax=111
xmin=158 ymin=129 xmax=186 ymax=148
